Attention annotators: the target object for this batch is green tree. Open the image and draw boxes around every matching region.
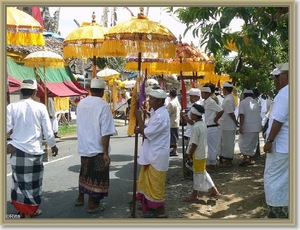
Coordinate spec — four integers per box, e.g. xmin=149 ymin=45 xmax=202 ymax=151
xmin=166 ymin=7 xmax=289 ymax=94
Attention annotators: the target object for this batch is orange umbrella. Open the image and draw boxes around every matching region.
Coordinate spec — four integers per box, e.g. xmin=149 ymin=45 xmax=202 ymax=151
xmin=6 ymin=7 xmax=45 ymax=46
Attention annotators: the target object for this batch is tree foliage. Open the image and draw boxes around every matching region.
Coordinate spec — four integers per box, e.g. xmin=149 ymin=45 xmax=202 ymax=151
xmin=166 ymin=7 xmax=289 ymax=95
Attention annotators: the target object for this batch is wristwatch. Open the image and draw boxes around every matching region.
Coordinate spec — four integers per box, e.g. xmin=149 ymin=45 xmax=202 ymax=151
xmin=266 ymin=138 xmax=274 ymax=143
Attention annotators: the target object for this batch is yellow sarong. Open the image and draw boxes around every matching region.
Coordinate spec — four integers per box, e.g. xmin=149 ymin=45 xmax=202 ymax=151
xmin=137 ymin=164 xmax=167 ymax=202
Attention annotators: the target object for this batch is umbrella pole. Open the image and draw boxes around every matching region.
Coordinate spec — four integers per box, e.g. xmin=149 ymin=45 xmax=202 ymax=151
xmin=181 ymin=71 xmax=186 ymax=177
xmin=43 ymin=66 xmax=49 ymax=160
xmin=93 ymin=55 xmax=97 ymax=78
xmin=131 ymin=51 xmax=141 ymax=218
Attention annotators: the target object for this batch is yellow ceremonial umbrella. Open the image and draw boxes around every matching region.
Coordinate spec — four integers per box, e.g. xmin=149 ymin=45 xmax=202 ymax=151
xmin=6 ymin=7 xmax=45 ymax=46
xmin=96 ymin=67 xmax=120 ymax=112
xmin=23 ymin=50 xmax=65 ymax=108
xmin=102 ymin=7 xmax=177 ymax=218
xmin=63 ymin=12 xmax=108 ymax=78
xmin=23 ymin=50 xmax=64 ymax=151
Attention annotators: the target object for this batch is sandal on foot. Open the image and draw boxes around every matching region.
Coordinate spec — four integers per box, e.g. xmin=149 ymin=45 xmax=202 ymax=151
xmin=170 ymin=152 xmax=178 ymax=157
xmin=75 ymin=198 xmax=84 ymax=206
xmin=86 ymin=205 xmax=105 ymax=214
xmin=32 ymin=209 xmax=42 ymax=217
xmin=183 ymin=196 xmax=199 ymax=202
xmin=143 ymin=212 xmax=168 ymax=218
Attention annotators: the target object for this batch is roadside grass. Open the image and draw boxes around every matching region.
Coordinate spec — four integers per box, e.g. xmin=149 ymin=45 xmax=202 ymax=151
xmin=58 ymin=124 xmax=77 ymax=137
xmin=58 ymin=120 xmax=126 ymax=137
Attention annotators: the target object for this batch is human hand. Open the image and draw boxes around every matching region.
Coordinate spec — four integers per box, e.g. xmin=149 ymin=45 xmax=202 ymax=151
xmin=263 ymin=142 xmax=273 ymax=153
xmin=103 ymin=154 xmax=110 ymax=167
xmin=51 ymin=146 xmax=58 ymax=157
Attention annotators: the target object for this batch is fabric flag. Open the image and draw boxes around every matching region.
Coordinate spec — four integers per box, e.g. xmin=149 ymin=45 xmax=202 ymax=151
xmin=181 ymin=76 xmax=187 ymax=110
xmin=32 ymin=7 xmax=44 ymax=29
xmin=127 ymin=81 xmax=138 ymax=136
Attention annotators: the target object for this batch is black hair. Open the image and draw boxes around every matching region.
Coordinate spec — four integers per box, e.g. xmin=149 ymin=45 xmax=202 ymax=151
xmin=90 ymin=88 xmax=104 ymax=94
xmin=204 ymin=82 xmax=215 ymax=94
xmin=169 ymin=88 xmax=177 ymax=97
xmin=252 ymin=88 xmax=260 ymax=98
xmin=223 ymin=87 xmax=233 ymax=93
xmin=244 ymin=93 xmax=253 ymax=98
xmin=192 ymin=103 xmax=205 ymax=119
xmin=21 ymin=89 xmax=35 ymax=96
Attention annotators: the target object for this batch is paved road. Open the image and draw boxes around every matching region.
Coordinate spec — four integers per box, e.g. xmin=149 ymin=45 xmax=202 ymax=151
xmin=5 ymin=120 xmax=265 ymax=223
xmin=5 ymin=120 xmax=183 ymax=222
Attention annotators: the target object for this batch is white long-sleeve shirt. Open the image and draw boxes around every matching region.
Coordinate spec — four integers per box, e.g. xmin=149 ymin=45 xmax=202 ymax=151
xmin=7 ymin=98 xmax=56 ymax=155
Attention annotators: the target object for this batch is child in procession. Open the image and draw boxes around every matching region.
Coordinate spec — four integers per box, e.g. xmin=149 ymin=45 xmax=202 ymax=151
xmin=184 ymin=103 xmax=220 ymax=202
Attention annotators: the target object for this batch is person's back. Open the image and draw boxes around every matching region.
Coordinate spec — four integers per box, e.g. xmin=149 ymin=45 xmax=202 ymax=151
xmin=8 ymin=93 xmax=55 ymax=154
xmin=239 ymin=96 xmax=262 ymax=132
xmin=7 ymin=79 xmax=58 ymax=218
xmin=76 ymin=96 xmax=115 ymax=156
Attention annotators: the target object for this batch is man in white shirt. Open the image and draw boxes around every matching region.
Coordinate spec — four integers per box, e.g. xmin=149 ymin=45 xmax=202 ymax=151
xmin=263 ymin=62 xmax=289 ymax=218
xmin=75 ymin=78 xmax=116 ymax=213
xmin=134 ymin=87 xmax=170 ymax=218
xmin=238 ymin=89 xmax=262 ymax=166
xmin=200 ymin=86 xmax=223 ymax=172
xmin=7 ymin=79 xmax=58 ymax=218
xmin=216 ymin=82 xmax=239 ymax=167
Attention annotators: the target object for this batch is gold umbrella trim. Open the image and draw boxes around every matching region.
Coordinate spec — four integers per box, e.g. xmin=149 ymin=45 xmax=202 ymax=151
xmin=102 ymin=12 xmax=176 ymax=58
xmin=6 ymin=7 xmax=45 ymax=46
xmin=101 ymin=40 xmax=176 ymax=58
xmin=63 ymin=17 xmax=108 ymax=58
xmin=63 ymin=43 xmax=104 ymax=58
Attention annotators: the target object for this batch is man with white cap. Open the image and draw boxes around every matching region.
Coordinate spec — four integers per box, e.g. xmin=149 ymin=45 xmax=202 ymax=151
xmin=263 ymin=62 xmax=289 ymax=218
xmin=215 ymin=82 xmax=239 ymax=167
xmin=75 ymin=78 xmax=116 ymax=213
xmin=134 ymin=87 xmax=170 ymax=218
xmin=200 ymin=86 xmax=223 ymax=172
xmin=7 ymin=79 xmax=58 ymax=218
xmin=180 ymin=88 xmax=203 ymax=176
xmin=238 ymin=89 xmax=262 ymax=166
xmin=215 ymin=87 xmax=224 ymax=105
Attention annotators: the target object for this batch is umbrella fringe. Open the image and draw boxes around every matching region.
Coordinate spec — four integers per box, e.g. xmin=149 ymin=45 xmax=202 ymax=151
xmin=101 ymin=40 xmax=176 ymax=59
xmin=63 ymin=43 xmax=104 ymax=58
xmin=7 ymin=32 xmax=45 ymax=46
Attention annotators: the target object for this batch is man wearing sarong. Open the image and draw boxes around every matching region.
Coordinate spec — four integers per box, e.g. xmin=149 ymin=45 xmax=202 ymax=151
xmin=216 ymin=82 xmax=239 ymax=167
xmin=134 ymin=87 xmax=170 ymax=218
xmin=200 ymin=86 xmax=223 ymax=173
xmin=7 ymin=79 xmax=58 ymax=218
xmin=238 ymin=89 xmax=262 ymax=166
xmin=75 ymin=78 xmax=115 ymax=213
xmin=263 ymin=62 xmax=289 ymax=218
xmin=166 ymin=88 xmax=181 ymax=157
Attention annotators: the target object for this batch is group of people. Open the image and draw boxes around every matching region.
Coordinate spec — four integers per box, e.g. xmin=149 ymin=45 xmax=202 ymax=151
xmin=6 ymin=61 xmax=289 ymax=219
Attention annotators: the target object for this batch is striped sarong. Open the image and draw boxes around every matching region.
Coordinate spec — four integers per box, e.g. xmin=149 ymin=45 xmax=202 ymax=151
xmin=10 ymin=149 xmax=44 ymax=215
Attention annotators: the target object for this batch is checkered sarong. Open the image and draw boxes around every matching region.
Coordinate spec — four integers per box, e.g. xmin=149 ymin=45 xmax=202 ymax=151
xmin=10 ymin=149 xmax=44 ymax=215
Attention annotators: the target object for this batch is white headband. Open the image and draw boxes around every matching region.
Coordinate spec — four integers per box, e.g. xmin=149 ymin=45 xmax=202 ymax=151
xmin=190 ymin=107 xmax=203 ymax=116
